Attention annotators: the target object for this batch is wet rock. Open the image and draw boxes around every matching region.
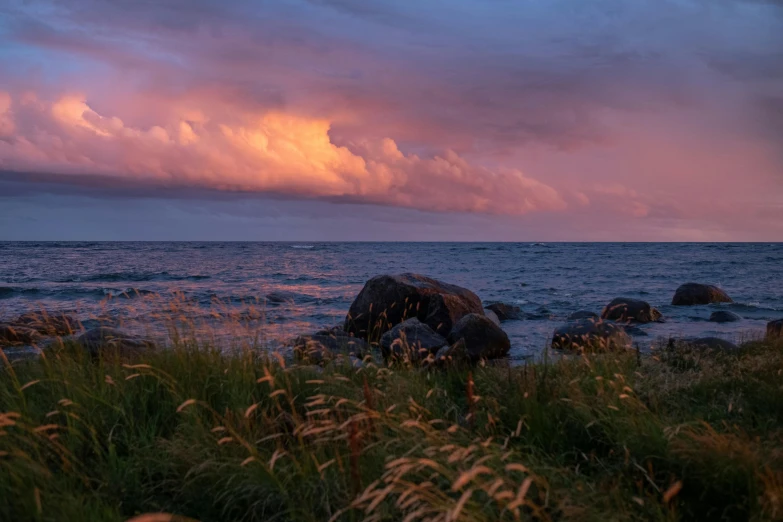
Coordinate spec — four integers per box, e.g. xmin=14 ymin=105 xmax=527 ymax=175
xmin=672 ymin=283 xmax=733 ymax=306
xmin=77 ymin=327 xmax=154 ymax=357
xmin=767 ymin=319 xmax=783 ymax=340
xmin=10 ymin=312 xmax=78 ymax=336
xmin=446 ymin=313 xmax=510 ymax=362
xmin=485 ymin=302 xmax=523 ymax=321
xmin=551 ymin=318 xmax=632 ymax=353
xmin=344 ymin=273 xmax=483 ymax=339
xmin=601 ymin=297 xmax=662 ymax=324
xmin=292 ymin=334 xmax=370 ymax=365
xmin=709 ymin=310 xmax=742 ymax=323
xmin=568 ymin=310 xmax=599 ymax=321
xmin=484 ymin=309 xmax=501 ymax=326
xmin=0 ymin=324 xmax=42 ymax=347
xmin=380 ymin=318 xmax=447 ymax=363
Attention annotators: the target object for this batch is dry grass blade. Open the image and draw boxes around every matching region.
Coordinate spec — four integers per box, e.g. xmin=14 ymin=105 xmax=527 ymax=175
xmin=663 ymin=481 xmax=683 ymax=504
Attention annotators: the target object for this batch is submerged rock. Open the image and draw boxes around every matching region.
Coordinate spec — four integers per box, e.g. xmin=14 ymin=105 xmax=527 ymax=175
xmin=265 ymin=291 xmax=303 ymax=305
xmin=344 ymin=273 xmax=483 ymax=339
xmin=767 ymin=319 xmax=783 ymax=340
xmin=0 ymin=324 xmax=42 ymax=347
xmin=485 ymin=302 xmax=523 ymax=321
xmin=672 ymin=283 xmax=733 ymax=306
xmin=568 ymin=310 xmax=599 ymax=321
xmin=551 ymin=318 xmax=631 ymax=353
xmin=709 ymin=310 xmax=742 ymax=323
xmin=380 ymin=318 xmax=447 ymax=363
xmin=601 ymin=297 xmax=662 ymax=324
xmin=77 ymin=327 xmax=154 ymax=357
xmin=446 ymin=313 xmax=510 ymax=362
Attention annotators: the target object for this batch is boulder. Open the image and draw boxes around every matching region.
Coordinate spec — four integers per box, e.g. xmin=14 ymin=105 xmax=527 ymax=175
xmin=709 ymin=310 xmax=742 ymax=323
xmin=672 ymin=283 xmax=732 ymax=306
xmin=446 ymin=313 xmax=510 ymax=362
xmin=380 ymin=318 xmax=447 ymax=362
xmin=77 ymin=327 xmax=154 ymax=357
xmin=292 ymin=334 xmax=370 ymax=365
xmin=344 ymin=274 xmax=483 ymax=339
xmin=601 ymin=297 xmax=662 ymax=323
xmin=483 ymin=309 xmax=501 ymax=326
xmin=551 ymin=318 xmax=632 ymax=353
xmin=767 ymin=319 xmax=783 ymax=340
xmin=10 ymin=312 xmax=78 ymax=336
xmin=568 ymin=310 xmax=599 ymax=321
xmin=0 ymin=324 xmax=42 ymax=347
xmin=485 ymin=302 xmax=523 ymax=321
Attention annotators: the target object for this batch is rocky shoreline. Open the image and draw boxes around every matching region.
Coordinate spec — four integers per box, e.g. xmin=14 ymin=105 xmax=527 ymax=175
xmin=2 ymin=274 xmax=781 ymax=364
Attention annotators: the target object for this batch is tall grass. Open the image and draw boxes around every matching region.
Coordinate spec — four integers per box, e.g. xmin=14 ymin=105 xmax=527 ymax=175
xmin=1 ymin=333 xmax=782 ymax=521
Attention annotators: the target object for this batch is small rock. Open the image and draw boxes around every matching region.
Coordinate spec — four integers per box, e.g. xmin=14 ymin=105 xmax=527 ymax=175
xmin=483 ymin=309 xmax=501 ymax=326
xmin=446 ymin=313 xmax=510 ymax=362
xmin=767 ymin=319 xmax=783 ymax=340
xmin=11 ymin=312 xmax=78 ymax=336
xmin=551 ymin=318 xmax=631 ymax=353
xmin=601 ymin=297 xmax=662 ymax=324
xmin=380 ymin=318 xmax=447 ymax=363
xmin=568 ymin=310 xmax=599 ymax=320
xmin=292 ymin=334 xmax=370 ymax=365
xmin=678 ymin=337 xmax=738 ymax=352
xmin=77 ymin=327 xmax=154 ymax=357
xmin=0 ymin=324 xmax=42 ymax=347
xmin=485 ymin=302 xmax=523 ymax=321
xmin=709 ymin=310 xmax=742 ymax=323
xmin=672 ymin=283 xmax=732 ymax=306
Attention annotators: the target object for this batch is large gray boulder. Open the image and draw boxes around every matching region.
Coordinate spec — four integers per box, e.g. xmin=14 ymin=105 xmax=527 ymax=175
xmin=767 ymin=319 xmax=783 ymax=340
xmin=485 ymin=302 xmax=523 ymax=321
xmin=0 ymin=324 xmax=42 ymax=347
xmin=446 ymin=313 xmax=510 ymax=362
xmin=672 ymin=283 xmax=732 ymax=306
xmin=601 ymin=298 xmax=662 ymax=324
xmin=77 ymin=327 xmax=154 ymax=357
xmin=10 ymin=311 xmax=78 ymax=336
xmin=292 ymin=333 xmax=370 ymax=365
xmin=380 ymin=318 xmax=447 ymax=363
xmin=552 ymin=318 xmax=632 ymax=353
xmin=344 ymin=274 xmax=484 ymax=339
xmin=709 ymin=310 xmax=741 ymax=323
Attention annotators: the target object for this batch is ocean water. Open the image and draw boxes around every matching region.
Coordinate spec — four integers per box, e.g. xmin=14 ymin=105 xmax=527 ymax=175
xmin=1 ymin=242 xmax=781 ymax=360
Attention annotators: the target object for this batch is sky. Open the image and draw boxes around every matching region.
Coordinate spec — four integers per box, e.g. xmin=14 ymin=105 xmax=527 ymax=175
xmin=0 ymin=0 xmax=782 ymax=241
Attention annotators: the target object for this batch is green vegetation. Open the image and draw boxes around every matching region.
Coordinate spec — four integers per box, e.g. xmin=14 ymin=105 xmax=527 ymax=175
xmin=1 ymin=336 xmax=782 ymax=521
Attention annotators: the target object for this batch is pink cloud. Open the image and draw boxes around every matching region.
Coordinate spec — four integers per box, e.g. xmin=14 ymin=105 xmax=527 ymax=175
xmin=0 ymin=91 xmax=566 ymax=215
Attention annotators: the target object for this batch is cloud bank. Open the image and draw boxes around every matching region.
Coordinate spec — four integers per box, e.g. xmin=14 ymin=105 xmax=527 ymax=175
xmin=0 ymin=0 xmax=782 ymax=239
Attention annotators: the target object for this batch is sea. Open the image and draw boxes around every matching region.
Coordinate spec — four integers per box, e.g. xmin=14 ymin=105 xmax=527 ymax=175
xmin=1 ymin=242 xmax=781 ymax=360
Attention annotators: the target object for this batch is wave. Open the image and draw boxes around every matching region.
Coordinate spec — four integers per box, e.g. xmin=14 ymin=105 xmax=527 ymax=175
xmin=0 ymin=286 xmax=158 ymax=299
xmin=291 ymin=245 xmax=314 ymax=249
xmin=54 ymin=272 xmax=211 ymax=283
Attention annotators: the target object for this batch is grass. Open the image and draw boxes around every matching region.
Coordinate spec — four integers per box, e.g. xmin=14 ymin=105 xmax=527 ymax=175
xmin=1 ymin=333 xmax=782 ymax=521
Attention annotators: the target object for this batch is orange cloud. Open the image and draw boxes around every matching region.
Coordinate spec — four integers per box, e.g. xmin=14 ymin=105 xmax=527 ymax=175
xmin=0 ymin=91 xmax=566 ymax=215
